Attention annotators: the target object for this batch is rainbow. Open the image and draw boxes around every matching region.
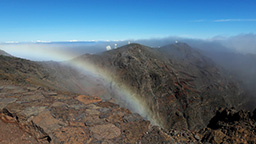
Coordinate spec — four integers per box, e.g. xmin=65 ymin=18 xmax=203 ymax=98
xmin=69 ymin=55 xmax=160 ymax=127
xmin=12 ymin=47 xmax=161 ymax=127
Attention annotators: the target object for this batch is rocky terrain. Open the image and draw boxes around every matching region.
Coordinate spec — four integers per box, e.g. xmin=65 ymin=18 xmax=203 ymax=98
xmin=0 ymin=81 xmax=199 ymax=143
xmin=0 ymin=55 xmax=110 ymax=99
xmin=199 ymin=108 xmax=256 ymax=144
xmin=79 ymin=43 xmax=245 ymax=131
xmin=0 ymin=43 xmax=255 ymax=143
xmin=1 ymin=81 xmax=255 ymax=144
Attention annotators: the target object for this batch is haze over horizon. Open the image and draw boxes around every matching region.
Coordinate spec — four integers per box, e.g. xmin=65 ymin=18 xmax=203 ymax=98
xmin=1 ymin=0 xmax=256 ymax=42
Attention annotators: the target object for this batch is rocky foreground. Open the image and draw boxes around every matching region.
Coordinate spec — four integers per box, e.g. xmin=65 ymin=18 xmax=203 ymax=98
xmin=0 ymin=81 xmax=255 ymax=144
xmin=0 ymin=81 xmax=193 ymax=143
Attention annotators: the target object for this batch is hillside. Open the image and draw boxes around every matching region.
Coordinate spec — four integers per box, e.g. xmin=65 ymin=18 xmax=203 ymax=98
xmin=0 ymin=52 xmax=200 ymax=143
xmin=0 ymin=49 xmax=12 ymax=57
xmin=199 ymin=50 xmax=256 ymax=110
xmin=78 ymin=43 xmax=245 ymax=131
xmin=0 ymin=45 xmax=255 ymax=143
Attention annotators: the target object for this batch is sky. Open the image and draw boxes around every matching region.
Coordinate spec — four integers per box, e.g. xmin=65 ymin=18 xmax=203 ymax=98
xmin=0 ymin=0 xmax=256 ymax=42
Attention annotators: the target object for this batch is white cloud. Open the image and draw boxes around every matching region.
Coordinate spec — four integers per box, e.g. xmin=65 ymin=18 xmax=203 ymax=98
xmin=191 ymin=19 xmax=256 ymax=23
xmin=5 ymin=41 xmax=19 ymax=44
xmin=219 ymin=34 xmax=256 ymax=54
xmin=106 ymin=45 xmax=112 ymax=51
xmin=36 ymin=40 xmax=51 ymax=43
xmin=68 ymin=40 xmax=79 ymax=42
xmin=214 ymin=19 xmax=256 ymax=22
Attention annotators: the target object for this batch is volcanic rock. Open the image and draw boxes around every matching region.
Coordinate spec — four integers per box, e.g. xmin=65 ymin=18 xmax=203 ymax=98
xmin=199 ymin=108 xmax=256 ymax=144
xmin=253 ymin=108 xmax=256 ymax=120
xmin=1 ymin=81 xmax=195 ymax=143
xmin=0 ymin=45 xmax=254 ymax=143
xmin=89 ymin=124 xmax=121 ymax=140
xmin=80 ymin=43 xmax=245 ymax=131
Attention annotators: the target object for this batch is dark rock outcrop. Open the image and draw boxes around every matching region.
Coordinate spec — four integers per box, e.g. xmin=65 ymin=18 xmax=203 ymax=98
xmin=199 ymin=108 xmax=256 ymax=144
xmin=253 ymin=108 xmax=256 ymax=120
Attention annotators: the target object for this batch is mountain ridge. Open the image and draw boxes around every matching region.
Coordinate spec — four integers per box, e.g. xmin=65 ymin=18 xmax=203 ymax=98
xmin=0 ymin=49 xmax=12 ymax=57
xmin=76 ymin=43 xmax=245 ymax=130
xmin=0 ymin=44 xmax=254 ymax=143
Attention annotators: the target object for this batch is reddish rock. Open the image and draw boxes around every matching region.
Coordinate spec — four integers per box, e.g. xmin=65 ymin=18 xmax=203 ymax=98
xmin=76 ymin=95 xmax=102 ymax=105
xmin=0 ymin=119 xmax=38 ymax=144
xmin=31 ymin=110 xmax=67 ymax=134
xmin=53 ymin=126 xmax=90 ymax=144
xmin=89 ymin=124 xmax=121 ymax=140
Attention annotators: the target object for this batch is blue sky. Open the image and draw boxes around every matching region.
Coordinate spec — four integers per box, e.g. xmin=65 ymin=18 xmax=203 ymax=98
xmin=0 ymin=0 xmax=256 ymax=42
